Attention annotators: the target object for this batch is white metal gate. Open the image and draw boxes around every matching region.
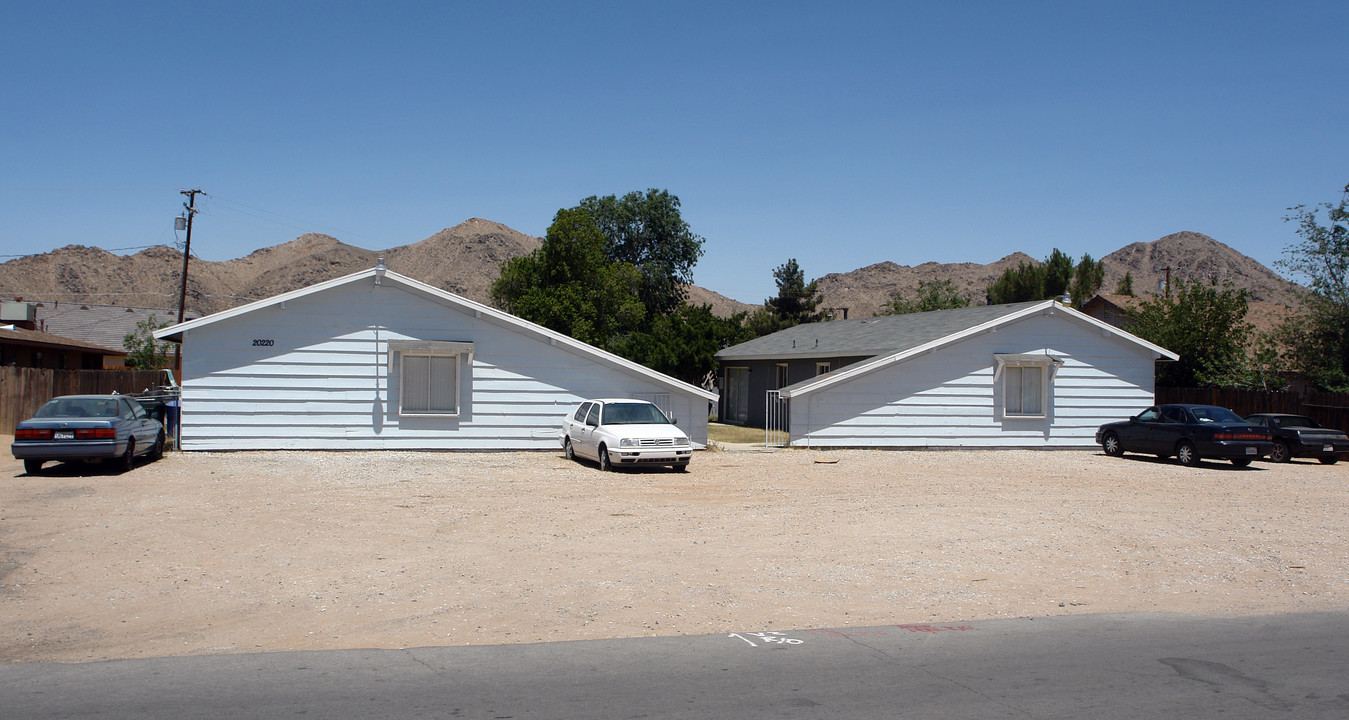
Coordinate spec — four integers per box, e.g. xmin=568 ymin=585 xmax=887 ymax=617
xmin=765 ymin=390 xmax=789 ymax=447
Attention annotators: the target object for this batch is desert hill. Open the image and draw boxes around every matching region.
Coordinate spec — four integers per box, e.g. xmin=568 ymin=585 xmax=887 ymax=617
xmin=813 ymin=231 xmax=1298 ymax=318
xmin=0 ymin=223 xmax=1296 ymax=323
xmin=814 ymin=252 xmax=1038 ymax=319
xmin=1099 ymin=231 xmax=1295 ymax=305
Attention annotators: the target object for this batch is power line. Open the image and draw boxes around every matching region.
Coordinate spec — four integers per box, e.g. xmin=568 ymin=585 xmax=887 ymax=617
xmin=205 ymin=194 xmax=390 ymax=246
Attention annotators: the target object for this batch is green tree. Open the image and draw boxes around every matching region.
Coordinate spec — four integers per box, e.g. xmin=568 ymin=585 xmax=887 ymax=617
xmin=491 ymin=208 xmax=645 ymax=348
xmin=743 ymin=307 xmax=787 ymax=337
xmin=578 ymin=189 xmax=705 ymax=316
xmin=1068 ymin=253 xmax=1105 ymax=307
xmin=122 ymin=315 xmax=173 ymax=369
xmin=1041 ymin=249 xmax=1074 ymax=300
xmin=881 ymin=279 xmax=970 ymax=315
xmin=1276 ymin=182 xmax=1349 ymax=390
xmin=765 ymin=259 xmax=824 ymax=327
xmin=987 ymin=248 xmax=1102 ymax=305
xmin=986 ymin=260 xmax=1045 ymax=304
xmin=612 ymin=304 xmax=754 ymax=385
xmin=1115 ymin=271 xmax=1135 ymax=296
xmin=1126 ymin=278 xmax=1263 ymax=387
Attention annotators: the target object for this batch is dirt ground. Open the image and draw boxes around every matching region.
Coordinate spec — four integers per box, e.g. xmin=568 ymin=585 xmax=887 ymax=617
xmin=2 ymin=439 xmax=1345 ymax=665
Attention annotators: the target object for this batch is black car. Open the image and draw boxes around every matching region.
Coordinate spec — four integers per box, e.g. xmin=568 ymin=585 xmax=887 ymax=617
xmin=1095 ymin=404 xmax=1273 ymax=467
xmin=1243 ymin=413 xmax=1348 ymax=465
xmin=11 ymin=394 xmax=165 ymax=475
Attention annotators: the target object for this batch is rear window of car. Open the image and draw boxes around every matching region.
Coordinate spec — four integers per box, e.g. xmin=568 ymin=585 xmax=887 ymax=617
xmin=1190 ymin=406 xmax=1242 ymax=423
xmin=34 ymin=398 xmax=121 ymax=419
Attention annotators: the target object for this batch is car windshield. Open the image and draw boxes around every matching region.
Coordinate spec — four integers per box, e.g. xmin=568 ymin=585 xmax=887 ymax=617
xmin=1275 ymin=416 xmax=1318 ymax=428
xmin=1188 ymin=406 xmax=1243 ymax=423
xmin=603 ymin=403 xmax=670 ymax=425
xmin=33 ymin=397 xmax=120 ymax=419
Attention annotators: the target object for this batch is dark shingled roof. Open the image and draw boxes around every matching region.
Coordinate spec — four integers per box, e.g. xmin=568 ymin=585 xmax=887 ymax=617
xmin=715 ymin=301 xmax=1048 ymax=360
xmin=36 ymin=303 xmax=198 ymax=352
xmin=0 ymin=324 xmax=128 ymax=355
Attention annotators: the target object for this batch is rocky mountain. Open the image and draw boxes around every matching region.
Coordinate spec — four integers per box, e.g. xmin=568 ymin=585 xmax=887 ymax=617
xmin=0 ymin=223 xmax=1298 ymax=323
xmin=812 ymin=231 xmax=1299 ymax=318
xmin=1099 ymin=231 xmax=1296 ymax=305
xmin=814 ymin=253 xmax=1039 ymax=319
xmin=0 ymin=220 xmax=539 ymax=316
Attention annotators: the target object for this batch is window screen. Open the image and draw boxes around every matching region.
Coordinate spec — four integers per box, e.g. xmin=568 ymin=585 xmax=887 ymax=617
xmin=400 ymin=352 xmax=459 ymax=415
xmin=1004 ymin=365 xmax=1044 ymax=416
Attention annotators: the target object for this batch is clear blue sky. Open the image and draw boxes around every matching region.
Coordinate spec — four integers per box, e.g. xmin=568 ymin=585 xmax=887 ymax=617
xmin=2 ymin=1 xmax=1345 ymax=305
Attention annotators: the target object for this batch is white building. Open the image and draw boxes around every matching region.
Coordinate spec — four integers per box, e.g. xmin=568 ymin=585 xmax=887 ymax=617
xmin=155 ymin=266 xmax=716 ymax=451
xmin=714 ymin=300 xmax=1177 ymax=449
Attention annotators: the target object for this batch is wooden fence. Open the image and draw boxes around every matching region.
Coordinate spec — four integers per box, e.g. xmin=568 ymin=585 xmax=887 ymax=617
xmin=1156 ymin=387 xmax=1349 ymax=433
xmin=0 ymin=367 xmax=168 ymax=435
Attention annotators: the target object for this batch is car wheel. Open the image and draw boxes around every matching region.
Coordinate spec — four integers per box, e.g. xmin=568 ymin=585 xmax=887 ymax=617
xmin=23 ymin=459 xmax=44 ymax=475
xmin=564 ymin=437 xmax=576 ymax=462
xmin=1230 ymin=458 xmax=1252 ymax=467
xmin=1176 ymin=440 xmax=1199 ymax=467
xmin=1319 ymin=456 xmax=1340 ymax=465
xmin=148 ymin=430 xmax=166 ymax=462
xmin=598 ymin=446 xmax=612 ymax=472
xmin=120 ymin=438 xmax=136 ymax=473
xmin=1102 ymin=432 xmax=1124 ymax=457
xmin=1270 ymin=441 xmax=1291 ymax=463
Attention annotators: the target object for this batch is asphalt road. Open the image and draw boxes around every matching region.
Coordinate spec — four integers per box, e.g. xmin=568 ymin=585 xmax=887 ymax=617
xmin=2 ymin=612 xmax=1347 ymax=719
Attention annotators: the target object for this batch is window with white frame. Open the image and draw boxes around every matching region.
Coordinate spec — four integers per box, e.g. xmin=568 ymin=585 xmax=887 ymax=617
xmin=994 ymin=353 xmax=1062 ymax=419
xmin=389 ymin=340 xmax=473 ymax=417
xmin=815 ymin=361 xmax=831 ymax=376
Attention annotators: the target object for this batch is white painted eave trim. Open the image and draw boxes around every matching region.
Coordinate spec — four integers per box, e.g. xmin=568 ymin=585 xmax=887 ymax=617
xmin=154 ymin=267 xmax=718 ymax=402
xmin=780 ymin=301 xmax=1178 ymax=399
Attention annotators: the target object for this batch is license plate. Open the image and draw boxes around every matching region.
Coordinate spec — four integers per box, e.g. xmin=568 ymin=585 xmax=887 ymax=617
xmin=1245 ymin=447 xmax=1256 ymax=455
xmin=54 ymin=431 xmax=74 ymax=440
xmin=1325 ymin=445 xmax=1334 ymax=453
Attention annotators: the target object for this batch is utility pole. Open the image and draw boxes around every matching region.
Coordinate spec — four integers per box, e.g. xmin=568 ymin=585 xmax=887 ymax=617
xmin=174 ymin=189 xmax=202 ymax=378
xmin=177 ymin=189 xmax=202 ymax=323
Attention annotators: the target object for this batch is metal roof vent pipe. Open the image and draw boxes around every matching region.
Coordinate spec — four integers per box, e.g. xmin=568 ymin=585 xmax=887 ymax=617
xmin=375 ymin=258 xmax=386 ymax=286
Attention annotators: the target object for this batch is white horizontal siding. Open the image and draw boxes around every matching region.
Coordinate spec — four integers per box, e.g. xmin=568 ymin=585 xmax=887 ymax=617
xmin=178 ymin=281 xmax=709 ymax=450
xmin=790 ymin=312 xmax=1156 ymax=448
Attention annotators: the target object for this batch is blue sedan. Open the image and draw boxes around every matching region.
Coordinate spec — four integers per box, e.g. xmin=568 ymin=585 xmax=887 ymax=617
xmin=1096 ymin=404 xmax=1273 ymax=467
xmin=11 ymin=394 xmax=165 ymax=475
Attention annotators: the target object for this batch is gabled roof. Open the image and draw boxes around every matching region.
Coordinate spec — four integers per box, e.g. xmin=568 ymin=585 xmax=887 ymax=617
xmin=755 ymin=300 xmax=1178 ymax=399
xmin=715 ymin=301 xmax=1048 ymax=361
xmin=154 ymin=267 xmax=717 ymax=401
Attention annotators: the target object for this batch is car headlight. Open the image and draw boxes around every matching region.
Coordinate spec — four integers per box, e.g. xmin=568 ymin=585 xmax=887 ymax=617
xmin=619 ymin=438 xmax=638 ymax=448
xmin=674 ymin=437 xmax=690 ymax=447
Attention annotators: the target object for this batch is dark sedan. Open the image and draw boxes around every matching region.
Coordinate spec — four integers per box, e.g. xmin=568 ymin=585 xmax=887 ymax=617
xmin=1096 ymin=404 xmax=1273 ymax=467
xmin=1244 ymin=413 xmax=1348 ymax=465
xmin=11 ymin=394 xmax=165 ymax=475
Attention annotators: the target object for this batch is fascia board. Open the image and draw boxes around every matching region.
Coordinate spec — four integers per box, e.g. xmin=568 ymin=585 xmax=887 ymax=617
xmin=156 ymin=267 xmax=717 ymax=402
xmin=153 ymin=268 xmax=381 ymax=342
xmin=782 ymin=301 xmax=1176 ymax=399
xmin=388 ymin=272 xmax=719 ymax=401
xmin=1057 ymin=303 xmax=1180 ymax=361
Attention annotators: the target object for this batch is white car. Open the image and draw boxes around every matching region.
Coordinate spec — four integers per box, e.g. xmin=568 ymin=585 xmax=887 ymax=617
xmin=562 ymin=399 xmax=693 ymax=471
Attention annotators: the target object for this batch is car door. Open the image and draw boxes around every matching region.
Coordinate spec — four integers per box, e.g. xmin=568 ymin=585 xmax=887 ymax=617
xmin=122 ymin=398 xmax=155 ymax=451
xmin=1117 ymin=406 xmax=1159 ymax=453
xmin=576 ymin=403 xmax=602 ymax=460
xmin=1148 ymin=406 xmax=1188 ymax=454
xmin=566 ymin=403 xmax=593 ymax=458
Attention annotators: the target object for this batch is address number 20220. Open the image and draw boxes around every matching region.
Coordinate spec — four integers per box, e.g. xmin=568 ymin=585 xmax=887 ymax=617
xmin=252 ymin=339 xmax=275 ymax=347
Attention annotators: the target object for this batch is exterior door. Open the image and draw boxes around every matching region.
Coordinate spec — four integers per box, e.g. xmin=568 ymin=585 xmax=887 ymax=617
xmin=724 ymin=367 xmax=749 ymax=424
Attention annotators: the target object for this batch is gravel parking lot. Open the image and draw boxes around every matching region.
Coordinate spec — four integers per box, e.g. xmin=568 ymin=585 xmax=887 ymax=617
xmin=2 ymin=440 xmax=1345 ymax=665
